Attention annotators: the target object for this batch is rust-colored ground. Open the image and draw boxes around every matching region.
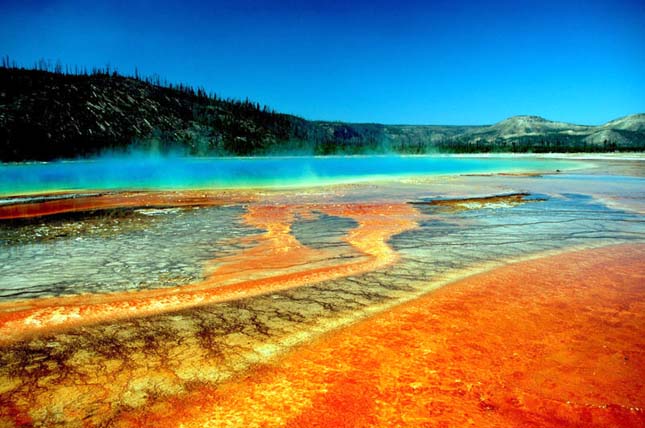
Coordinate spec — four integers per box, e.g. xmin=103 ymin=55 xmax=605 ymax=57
xmin=0 ymin=202 xmax=419 ymax=345
xmin=410 ymin=192 xmax=539 ymax=212
xmin=0 ymin=191 xmax=254 ymax=220
xmin=114 ymin=243 xmax=645 ymax=428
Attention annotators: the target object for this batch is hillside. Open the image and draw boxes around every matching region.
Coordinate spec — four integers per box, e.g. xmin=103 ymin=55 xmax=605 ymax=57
xmin=450 ymin=114 xmax=645 ymax=153
xmin=601 ymin=113 xmax=645 ymax=132
xmin=0 ymin=67 xmax=643 ymax=161
xmin=466 ymin=115 xmax=591 ymax=138
xmin=0 ymin=67 xmax=305 ymax=160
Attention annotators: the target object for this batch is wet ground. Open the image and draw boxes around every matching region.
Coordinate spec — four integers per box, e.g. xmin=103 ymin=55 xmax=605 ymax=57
xmin=115 ymin=244 xmax=643 ymax=428
xmin=0 ymin=157 xmax=643 ymax=427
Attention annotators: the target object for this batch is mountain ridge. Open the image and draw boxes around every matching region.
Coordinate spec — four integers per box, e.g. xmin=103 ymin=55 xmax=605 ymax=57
xmin=1 ymin=67 xmax=643 ymax=161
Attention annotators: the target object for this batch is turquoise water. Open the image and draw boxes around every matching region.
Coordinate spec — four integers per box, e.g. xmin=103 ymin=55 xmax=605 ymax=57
xmin=0 ymin=155 xmax=581 ymax=196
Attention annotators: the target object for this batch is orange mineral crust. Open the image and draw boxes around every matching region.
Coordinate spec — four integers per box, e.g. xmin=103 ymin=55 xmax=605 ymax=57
xmin=0 ymin=191 xmax=255 ymax=220
xmin=116 ymin=243 xmax=645 ymax=428
xmin=0 ymin=202 xmax=419 ymax=345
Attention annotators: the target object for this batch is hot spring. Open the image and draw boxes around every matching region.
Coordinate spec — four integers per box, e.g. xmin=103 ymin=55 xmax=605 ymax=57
xmin=0 ymin=154 xmax=582 ymax=195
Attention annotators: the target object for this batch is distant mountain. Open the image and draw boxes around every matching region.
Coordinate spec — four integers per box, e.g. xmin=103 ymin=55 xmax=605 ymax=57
xmin=600 ymin=113 xmax=645 ymax=132
xmin=583 ymin=129 xmax=633 ymax=146
xmin=467 ymin=115 xmax=591 ymax=138
xmin=0 ymin=67 xmax=643 ymax=161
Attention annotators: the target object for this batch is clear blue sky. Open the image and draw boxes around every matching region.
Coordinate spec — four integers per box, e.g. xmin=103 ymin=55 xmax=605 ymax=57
xmin=1 ymin=0 xmax=644 ymax=125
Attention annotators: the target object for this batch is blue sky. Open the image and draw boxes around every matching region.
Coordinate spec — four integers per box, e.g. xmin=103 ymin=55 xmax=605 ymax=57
xmin=1 ymin=0 xmax=644 ymax=124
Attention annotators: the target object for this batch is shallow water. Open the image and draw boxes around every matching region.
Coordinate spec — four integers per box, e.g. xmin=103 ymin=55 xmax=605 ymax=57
xmin=0 ymin=192 xmax=642 ymax=303
xmin=0 ymin=206 xmax=260 ymax=299
xmin=0 ymin=158 xmax=643 ymax=427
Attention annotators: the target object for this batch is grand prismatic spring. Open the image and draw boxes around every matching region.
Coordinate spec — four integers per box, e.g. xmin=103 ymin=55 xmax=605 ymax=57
xmin=0 ymin=154 xmax=643 ymax=427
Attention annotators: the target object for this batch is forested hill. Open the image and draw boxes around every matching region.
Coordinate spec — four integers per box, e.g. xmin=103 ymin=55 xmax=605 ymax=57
xmin=1 ymin=67 xmax=644 ymax=161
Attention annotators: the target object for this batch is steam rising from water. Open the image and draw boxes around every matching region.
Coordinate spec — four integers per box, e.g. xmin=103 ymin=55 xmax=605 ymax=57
xmin=0 ymin=152 xmax=580 ymax=196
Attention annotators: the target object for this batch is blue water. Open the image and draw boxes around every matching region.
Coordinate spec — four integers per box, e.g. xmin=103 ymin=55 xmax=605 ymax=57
xmin=0 ymin=155 xmax=581 ymax=196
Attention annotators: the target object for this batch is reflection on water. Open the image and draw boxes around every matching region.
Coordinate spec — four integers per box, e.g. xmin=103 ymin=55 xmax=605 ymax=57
xmin=0 ymin=164 xmax=643 ymax=427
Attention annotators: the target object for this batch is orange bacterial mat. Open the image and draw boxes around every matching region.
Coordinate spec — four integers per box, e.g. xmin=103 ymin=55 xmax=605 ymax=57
xmin=113 ymin=244 xmax=645 ymax=428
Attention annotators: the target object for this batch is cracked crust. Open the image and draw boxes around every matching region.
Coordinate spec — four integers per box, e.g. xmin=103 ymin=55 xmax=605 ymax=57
xmin=0 ymin=181 xmax=643 ymax=427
